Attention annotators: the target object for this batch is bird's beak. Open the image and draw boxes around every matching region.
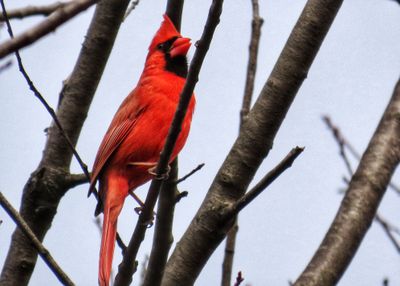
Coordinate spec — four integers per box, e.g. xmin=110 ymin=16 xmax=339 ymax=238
xmin=170 ymin=37 xmax=191 ymax=58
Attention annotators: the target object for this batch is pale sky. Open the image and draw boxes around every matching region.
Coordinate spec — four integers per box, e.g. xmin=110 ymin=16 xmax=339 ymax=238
xmin=1 ymin=1 xmax=400 ymax=285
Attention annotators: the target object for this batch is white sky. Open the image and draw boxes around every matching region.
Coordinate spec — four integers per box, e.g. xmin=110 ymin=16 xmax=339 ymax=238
xmin=1 ymin=0 xmax=400 ymax=285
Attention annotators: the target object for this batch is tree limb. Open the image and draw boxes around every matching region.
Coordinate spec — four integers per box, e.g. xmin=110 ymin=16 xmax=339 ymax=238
xmin=0 ymin=1 xmax=69 ymax=21
xmin=162 ymin=1 xmax=344 ymax=285
xmin=0 ymin=192 xmax=74 ymax=286
xmin=142 ymin=160 xmax=179 ymax=286
xmin=0 ymin=0 xmax=97 ymax=59
xmin=294 ymin=77 xmax=400 ymax=285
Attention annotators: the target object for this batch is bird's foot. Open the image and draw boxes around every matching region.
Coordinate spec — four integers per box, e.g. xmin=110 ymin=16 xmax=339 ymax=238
xmin=147 ymin=164 xmax=171 ymax=180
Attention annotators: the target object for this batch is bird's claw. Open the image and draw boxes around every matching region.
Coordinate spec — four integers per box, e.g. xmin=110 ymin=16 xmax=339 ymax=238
xmin=148 ymin=164 xmax=171 ymax=180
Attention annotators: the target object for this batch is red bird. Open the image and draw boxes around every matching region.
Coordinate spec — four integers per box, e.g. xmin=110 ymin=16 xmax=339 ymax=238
xmin=88 ymin=15 xmax=195 ymax=286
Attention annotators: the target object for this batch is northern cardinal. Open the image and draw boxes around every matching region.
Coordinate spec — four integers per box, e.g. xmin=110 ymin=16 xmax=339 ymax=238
xmin=88 ymin=15 xmax=195 ymax=286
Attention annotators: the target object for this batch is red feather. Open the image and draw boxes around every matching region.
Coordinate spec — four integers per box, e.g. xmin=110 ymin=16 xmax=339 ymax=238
xmin=89 ymin=15 xmax=195 ymax=286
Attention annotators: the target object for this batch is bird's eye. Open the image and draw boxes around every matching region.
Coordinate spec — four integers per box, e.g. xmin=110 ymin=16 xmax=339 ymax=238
xmin=157 ymin=43 xmax=164 ymax=50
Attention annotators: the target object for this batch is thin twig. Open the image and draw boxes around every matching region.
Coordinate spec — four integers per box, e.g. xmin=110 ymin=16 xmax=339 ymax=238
xmin=375 ymin=213 xmax=400 ymax=253
xmin=0 ymin=2 xmax=69 ymax=21
xmin=0 ymin=0 xmax=97 ymax=59
xmin=234 ymin=271 xmax=244 ymax=286
xmin=114 ymin=1 xmax=224 ymax=284
xmin=0 ymin=192 xmax=74 ymax=285
xmin=123 ymin=0 xmax=139 ymax=21
xmin=175 ymin=163 xmax=205 ymax=184
xmin=240 ymin=0 xmax=263 ymax=126
xmin=227 ymin=147 xmax=304 ymax=218
xmin=0 ymin=58 xmax=12 ymax=73
xmin=322 ymin=115 xmax=400 ymax=195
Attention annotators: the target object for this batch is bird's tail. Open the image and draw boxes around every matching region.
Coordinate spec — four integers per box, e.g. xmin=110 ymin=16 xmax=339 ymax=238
xmin=99 ymin=202 xmax=122 ymax=286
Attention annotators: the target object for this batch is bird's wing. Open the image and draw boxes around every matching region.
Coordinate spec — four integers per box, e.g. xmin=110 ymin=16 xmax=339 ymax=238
xmin=88 ymin=118 xmax=137 ymax=197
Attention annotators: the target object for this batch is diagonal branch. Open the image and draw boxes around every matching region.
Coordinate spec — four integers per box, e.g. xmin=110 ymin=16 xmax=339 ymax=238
xmin=113 ymin=2 xmax=224 ymax=285
xmin=0 ymin=0 xmax=97 ymax=59
xmin=322 ymin=115 xmax=400 ymax=255
xmin=294 ymin=77 xmax=400 ymax=285
xmin=162 ymin=1 xmax=344 ymax=285
xmin=0 ymin=1 xmax=69 ymax=21
xmin=0 ymin=192 xmax=74 ymax=286
xmin=226 ymin=146 xmax=304 ymax=218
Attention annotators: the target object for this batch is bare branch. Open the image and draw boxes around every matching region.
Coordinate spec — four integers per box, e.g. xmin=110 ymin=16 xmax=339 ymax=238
xmin=234 ymin=271 xmax=244 ymax=286
xmin=0 ymin=2 xmax=69 ymax=21
xmin=0 ymin=192 xmax=74 ymax=285
xmin=0 ymin=58 xmax=11 ymax=73
xmin=142 ymin=160 xmax=179 ymax=286
xmin=221 ymin=223 xmax=238 ymax=286
xmin=228 ymin=147 xmax=304 ymax=217
xmin=294 ymin=77 xmax=400 ymax=285
xmin=114 ymin=1 xmax=224 ymax=284
xmin=64 ymin=173 xmax=89 ymax=188
xmin=328 ymin=128 xmax=400 ymax=256
xmin=322 ymin=115 xmax=400 ymax=196
xmin=375 ymin=213 xmax=400 ymax=254
xmin=240 ymin=0 xmax=263 ymax=126
xmin=123 ymin=0 xmax=139 ymax=21
xmin=175 ymin=163 xmax=205 ymax=184
xmin=163 ymin=1 xmax=344 ymax=284
xmin=0 ymin=0 xmax=97 ymax=59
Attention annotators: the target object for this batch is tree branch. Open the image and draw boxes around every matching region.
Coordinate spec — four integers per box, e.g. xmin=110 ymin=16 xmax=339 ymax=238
xmin=0 ymin=0 xmax=97 ymax=59
xmin=294 ymin=77 xmax=400 ymax=285
xmin=375 ymin=213 xmax=400 ymax=254
xmin=240 ymin=0 xmax=263 ymax=126
xmin=114 ymin=1 xmax=223 ymax=284
xmin=0 ymin=1 xmax=69 ymax=21
xmin=142 ymin=160 xmax=179 ymax=286
xmin=222 ymin=1 xmax=263 ymax=284
xmin=322 ymin=115 xmax=400 ymax=195
xmin=226 ymin=146 xmax=304 ymax=218
xmin=0 ymin=192 xmax=74 ymax=286
xmin=162 ymin=1 xmax=344 ymax=285
xmin=0 ymin=0 xmax=131 ymax=284
xmin=175 ymin=163 xmax=205 ymax=184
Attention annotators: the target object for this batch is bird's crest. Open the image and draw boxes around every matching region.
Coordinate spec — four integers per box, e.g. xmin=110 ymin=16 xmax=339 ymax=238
xmin=149 ymin=14 xmax=181 ymax=51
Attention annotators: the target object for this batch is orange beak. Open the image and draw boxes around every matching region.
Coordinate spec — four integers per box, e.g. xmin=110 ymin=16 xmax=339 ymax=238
xmin=170 ymin=37 xmax=191 ymax=58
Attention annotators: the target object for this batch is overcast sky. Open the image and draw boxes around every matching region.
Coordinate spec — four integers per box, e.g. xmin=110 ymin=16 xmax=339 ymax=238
xmin=1 ymin=1 xmax=400 ymax=285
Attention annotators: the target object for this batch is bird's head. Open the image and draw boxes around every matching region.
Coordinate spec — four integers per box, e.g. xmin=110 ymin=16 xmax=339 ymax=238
xmin=146 ymin=14 xmax=191 ymax=78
